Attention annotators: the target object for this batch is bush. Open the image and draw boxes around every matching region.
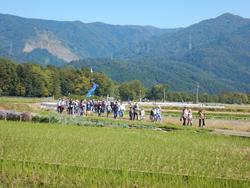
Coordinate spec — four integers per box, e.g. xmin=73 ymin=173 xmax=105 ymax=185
xmin=0 ymin=110 xmax=7 ymax=120
xmin=6 ymin=111 xmax=21 ymax=121
xmin=0 ymin=110 xmax=33 ymax=121
xmin=21 ymin=112 xmax=32 ymax=121
xmin=32 ymin=116 xmax=58 ymax=123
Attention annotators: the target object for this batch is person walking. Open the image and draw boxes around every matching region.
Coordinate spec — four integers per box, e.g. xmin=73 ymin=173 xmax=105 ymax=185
xmin=79 ymin=100 xmax=84 ymax=116
xmin=57 ymin=98 xmax=63 ymax=113
xmin=68 ymin=99 xmax=73 ymax=115
xmin=180 ymin=107 xmax=188 ymax=126
xmin=129 ymin=106 xmax=134 ymax=120
xmin=119 ymin=102 xmax=125 ymax=119
xmin=155 ymin=106 xmax=162 ymax=122
xmin=97 ymin=101 xmax=102 ymax=117
xmin=150 ymin=108 xmax=155 ymax=121
xmin=187 ymin=109 xmax=193 ymax=126
xmin=198 ymin=109 xmax=205 ymax=127
xmin=113 ymin=101 xmax=119 ymax=119
xmin=86 ymin=101 xmax=92 ymax=116
xmin=140 ymin=108 xmax=145 ymax=120
xmin=106 ymin=102 xmax=112 ymax=118
xmin=133 ymin=103 xmax=139 ymax=120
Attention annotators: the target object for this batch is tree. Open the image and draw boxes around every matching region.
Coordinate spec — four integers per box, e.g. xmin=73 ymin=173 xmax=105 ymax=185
xmin=46 ymin=66 xmax=61 ymax=98
xmin=118 ymin=80 xmax=145 ymax=101
xmin=0 ymin=58 xmax=19 ymax=96
xmin=59 ymin=68 xmax=78 ymax=96
xmin=17 ymin=63 xmax=48 ymax=97
xmin=1 ymin=58 xmax=250 ymax=103
xmin=148 ymin=83 xmax=169 ymax=101
xmin=92 ymin=72 xmax=118 ymax=98
xmin=118 ymin=82 xmax=136 ymax=101
xmin=129 ymin=80 xmax=146 ymax=101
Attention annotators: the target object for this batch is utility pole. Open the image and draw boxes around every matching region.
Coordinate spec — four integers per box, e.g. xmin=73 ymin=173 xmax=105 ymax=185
xmin=196 ymin=82 xmax=200 ymax=104
xmin=139 ymin=89 xmax=142 ymax=102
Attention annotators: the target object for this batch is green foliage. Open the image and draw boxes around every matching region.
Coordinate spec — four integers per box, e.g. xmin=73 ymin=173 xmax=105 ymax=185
xmin=92 ymin=72 xmax=118 ymax=97
xmin=219 ymin=93 xmax=249 ymax=104
xmin=118 ymin=82 xmax=135 ymax=101
xmin=129 ymin=80 xmax=146 ymax=100
xmin=147 ymin=83 xmax=169 ymax=100
xmin=0 ymin=59 xmax=118 ymax=98
xmin=1 ymin=58 xmax=250 ymax=103
xmin=118 ymin=80 xmax=145 ymax=101
xmin=32 ymin=115 xmax=58 ymax=123
xmin=46 ymin=66 xmax=61 ymax=98
xmin=0 ymin=58 xmax=19 ymax=96
xmin=16 ymin=63 xmax=49 ymax=97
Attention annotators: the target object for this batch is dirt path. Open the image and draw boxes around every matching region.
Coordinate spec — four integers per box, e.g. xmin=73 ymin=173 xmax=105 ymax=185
xmin=213 ymin=129 xmax=250 ymax=138
xmin=164 ymin=117 xmax=250 ymax=132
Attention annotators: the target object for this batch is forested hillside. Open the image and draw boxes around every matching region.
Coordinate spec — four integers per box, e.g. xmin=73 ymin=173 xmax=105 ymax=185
xmin=0 ymin=13 xmax=168 ymax=65
xmin=0 ymin=13 xmax=250 ymax=93
xmin=1 ymin=58 xmax=249 ymax=104
xmin=69 ymin=14 xmax=250 ymax=93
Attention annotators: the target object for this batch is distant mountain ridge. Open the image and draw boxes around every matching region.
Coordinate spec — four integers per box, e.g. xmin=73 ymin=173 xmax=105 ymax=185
xmin=1 ymin=13 xmax=250 ymax=93
xmin=0 ymin=13 xmax=170 ymax=65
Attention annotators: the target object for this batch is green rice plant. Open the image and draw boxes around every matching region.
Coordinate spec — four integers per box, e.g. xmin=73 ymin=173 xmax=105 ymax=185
xmin=1 ymin=159 xmax=249 ymax=187
xmin=0 ymin=120 xmax=249 ymax=187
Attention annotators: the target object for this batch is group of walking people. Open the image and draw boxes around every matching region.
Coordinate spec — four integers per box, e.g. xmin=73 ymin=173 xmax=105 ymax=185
xmin=149 ymin=106 xmax=162 ymax=122
xmin=56 ymin=98 xmax=150 ymax=121
xmin=57 ymin=98 xmax=126 ymax=119
xmin=57 ymin=98 xmax=205 ymax=126
xmin=180 ymin=107 xmax=206 ymax=127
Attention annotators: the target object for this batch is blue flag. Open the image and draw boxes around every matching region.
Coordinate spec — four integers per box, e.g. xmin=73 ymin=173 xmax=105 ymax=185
xmin=86 ymin=83 xmax=99 ymax=98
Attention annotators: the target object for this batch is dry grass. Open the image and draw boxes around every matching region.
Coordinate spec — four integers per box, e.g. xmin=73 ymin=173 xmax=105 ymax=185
xmin=162 ymin=117 xmax=250 ymax=132
xmin=0 ymin=103 xmax=41 ymax=112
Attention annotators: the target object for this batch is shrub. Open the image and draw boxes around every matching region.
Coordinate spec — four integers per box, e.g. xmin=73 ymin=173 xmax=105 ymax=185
xmin=21 ymin=112 xmax=32 ymax=121
xmin=6 ymin=111 xmax=21 ymax=121
xmin=32 ymin=116 xmax=58 ymax=123
xmin=0 ymin=110 xmax=33 ymax=122
xmin=0 ymin=110 xmax=7 ymax=120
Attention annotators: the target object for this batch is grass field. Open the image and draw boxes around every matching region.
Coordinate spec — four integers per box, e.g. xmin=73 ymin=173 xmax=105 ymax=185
xmin=0 ymin=97 xmax=54 ymax=112
xmin=0 ymin=97 xmax=54 ymax=104
xmin=0 ymin=121 xmax=249 ymax=187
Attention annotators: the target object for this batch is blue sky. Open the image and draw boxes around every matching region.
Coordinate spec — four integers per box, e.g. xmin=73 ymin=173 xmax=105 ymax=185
xmin=0 ymin=0 xmax=249 ymax=28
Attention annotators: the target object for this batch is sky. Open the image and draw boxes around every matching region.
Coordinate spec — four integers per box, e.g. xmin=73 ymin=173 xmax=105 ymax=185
xmin=0 ymin=0 xmax=250 ymax=28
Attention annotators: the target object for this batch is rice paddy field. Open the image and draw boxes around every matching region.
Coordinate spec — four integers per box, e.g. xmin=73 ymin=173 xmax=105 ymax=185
xmin=0 ymin=120 xmax=250 ymax=187
xmin=0 ymin=97 xmax=250 ymax=187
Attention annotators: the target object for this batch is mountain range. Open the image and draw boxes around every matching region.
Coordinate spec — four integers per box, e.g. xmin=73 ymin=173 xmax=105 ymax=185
xmin=0 ymin=13 xmax=250 ymax=93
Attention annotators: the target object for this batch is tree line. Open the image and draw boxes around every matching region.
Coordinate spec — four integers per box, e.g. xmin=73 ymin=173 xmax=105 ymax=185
xmin=0 ymin=58 xmax=250 ymax=104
